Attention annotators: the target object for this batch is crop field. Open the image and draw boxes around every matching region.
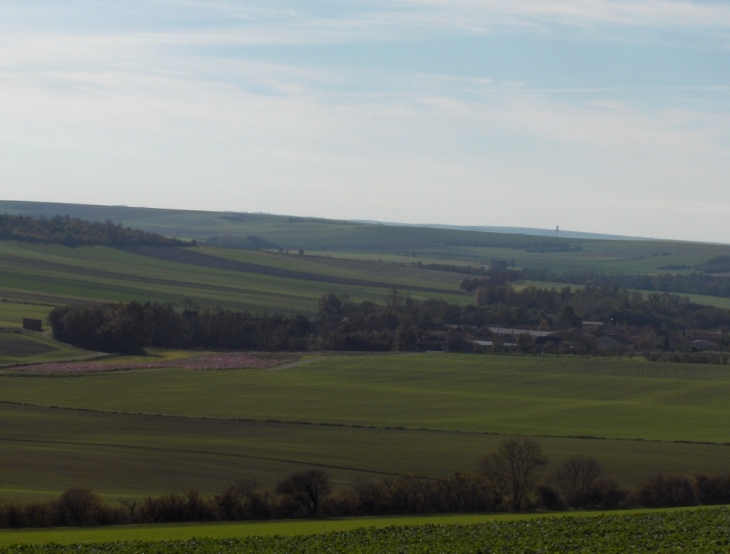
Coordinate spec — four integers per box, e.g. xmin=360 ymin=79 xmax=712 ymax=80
xmin=2 ymin=400 xmax=730 ymax=502
xmin=312 ymin=240 xmax=730 ymax=275
xmin=1 ymin=508 xmax=728 ymax=552
xmin=0 ymin=331 xmax=91 ymax=366
xmin=4 ymin=201 xmax=730 ymax=533
xmin=0 ymin=333 xmax=56 ymax=358
xmin=0 ymin=512 xmax=573 ymax=547
xmin=0 ymin=508 xmax=716 ymax=547
xmin=3 ymin=354 xmax=730 ymax=442
xmin=450 ymin=240 xmax=730 ymax=274
xmin=0 ymin=241 xmax=469 ymax=315
xmin=195 ymin=246 xmax=467 ymax=288
xmin=0 ymin=302 xmax=54 ymax=329
xmin=1 ymin=354 xmax=730 ymax=501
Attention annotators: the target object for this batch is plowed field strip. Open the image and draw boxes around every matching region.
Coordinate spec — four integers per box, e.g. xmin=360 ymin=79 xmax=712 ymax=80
xmin=0 ymin=435 xmax=403 ymax=478
xmin=0 ymin=256 xmax=319 ymax=305
xmin=0 ymin=253 xmax=258 ymax=296
xmin=124 ymin=246 xmax=457 ymax=294
xmin=1 ymin=248 xmax=457 ymax=296
xmin=0 ymin=288 xmax=93 ymax=305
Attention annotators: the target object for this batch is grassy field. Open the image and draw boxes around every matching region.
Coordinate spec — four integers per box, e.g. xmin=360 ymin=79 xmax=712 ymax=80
xmin=0 ymin=240 xmax=469 ymax=315
xmin=1 ymin=353 xmax=730 ymax=501
xmin=2 ymin=400 xmax=729 ymax=502
xmin=0 ymin=330 xmax=92 ymax=366
xmin=0 ymin=301 xmax=54 ymax=329
xmin=3 ymin=202 xmax=730 ymax=320
xmin=0 ymin=506 xmax=716 ymax=546
xmin=3 ymin=354 xmax=730 ymax=442
xmin=3 ymin=201 xmax=730 ymax=520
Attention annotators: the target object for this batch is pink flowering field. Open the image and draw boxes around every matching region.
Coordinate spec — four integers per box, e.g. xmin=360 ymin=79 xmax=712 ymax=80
xmin=6 ymin=352 xmax=300 ymax=373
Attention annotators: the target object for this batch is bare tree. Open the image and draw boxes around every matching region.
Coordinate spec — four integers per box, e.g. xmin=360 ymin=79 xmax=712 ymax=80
xmin=479 ymin=437 xmax=548 ymax=511
xmin=276 ymin=470 xmax=331 ymax=516
xmin=119 ymin=499 xmax=138 ymax=521
xmin=555 ymin=455 xmax=604 ymax=507
xmin=57 ymin=488 xmax=103 ymax=526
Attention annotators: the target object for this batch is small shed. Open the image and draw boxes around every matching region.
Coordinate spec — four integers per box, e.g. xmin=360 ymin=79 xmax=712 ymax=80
xmin=22 ymin=318 xmax=43 ymax=332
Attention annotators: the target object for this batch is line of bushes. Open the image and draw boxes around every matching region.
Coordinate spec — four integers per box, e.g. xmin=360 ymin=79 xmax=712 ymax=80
xmin=0 ymin=214 xmax=190 ymax=247
xmin=2 ymin=439 xmax=730 ymax=528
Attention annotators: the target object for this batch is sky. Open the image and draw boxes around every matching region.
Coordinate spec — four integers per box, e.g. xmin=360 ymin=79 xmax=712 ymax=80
xmin=1 ymin=1 xmax=729 ymax=242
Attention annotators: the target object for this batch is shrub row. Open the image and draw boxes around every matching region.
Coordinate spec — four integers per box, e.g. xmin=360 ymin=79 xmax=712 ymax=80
xmin=2 ymin=471 xmax=730 ymax=529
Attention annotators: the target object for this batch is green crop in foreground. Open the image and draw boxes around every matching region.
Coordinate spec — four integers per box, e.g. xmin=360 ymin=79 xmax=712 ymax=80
xmin=1 ymin=508 xmax=729 ymax=553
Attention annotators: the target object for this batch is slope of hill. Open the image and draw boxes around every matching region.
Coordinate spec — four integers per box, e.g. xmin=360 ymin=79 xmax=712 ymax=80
xmin=0 ymin=239 xmax=470 ymax=324
xmin=2 ymin=201 xmax=729 ymax=277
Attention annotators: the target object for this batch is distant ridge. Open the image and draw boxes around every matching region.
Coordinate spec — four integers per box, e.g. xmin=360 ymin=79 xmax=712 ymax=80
xmin=0 ymin=199 xmax=696 ymax=250
xmin=355 ymin=221 xmax=647 ymax=241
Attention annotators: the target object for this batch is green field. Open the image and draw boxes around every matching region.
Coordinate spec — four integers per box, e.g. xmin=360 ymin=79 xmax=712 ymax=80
xmin=0 ymin=331 xmax=93 ymax=366
xmin=2 ymin=201 xmax=730 ymax=321
xmin=0 ymin=508 xmax=728 ymax=552
xmin=0 ymin=507 xmax=715 ymax=547
xmin=2 ymin=400 xmax=729 ymax=502
xmin=0 ymin=240 xmax=471 ymax=316
xmin=0 ymin=302 xmax=54 ymax=329
xmin=3 ymin=355 xmax=730 ymax=442
xmin=1 ymin=354 xmax=730 ymax=502
xmin=3 ymin=201 xmax=730 ymax=525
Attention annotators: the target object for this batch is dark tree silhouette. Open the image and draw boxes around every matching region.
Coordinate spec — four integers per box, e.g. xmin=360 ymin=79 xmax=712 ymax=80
xmin=480 ymin=437 xmax=548 ymax=511
xmin=276 ymin=470 xmax=331 ymax=516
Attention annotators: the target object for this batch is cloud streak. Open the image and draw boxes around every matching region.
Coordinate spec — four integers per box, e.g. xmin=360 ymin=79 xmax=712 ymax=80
xmin=3 ymin=1 xmax=730 ymax=49
xmin=0 ymin=1 xmax=729 ymax=241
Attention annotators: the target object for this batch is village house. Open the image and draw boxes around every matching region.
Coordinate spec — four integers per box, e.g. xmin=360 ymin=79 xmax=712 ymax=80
xmin=596 ymin=334 xmax=636 ymax=352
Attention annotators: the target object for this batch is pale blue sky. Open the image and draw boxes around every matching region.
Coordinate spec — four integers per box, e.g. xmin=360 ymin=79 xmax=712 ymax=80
xmin=1 ymin=1 xmax=729 ymax=241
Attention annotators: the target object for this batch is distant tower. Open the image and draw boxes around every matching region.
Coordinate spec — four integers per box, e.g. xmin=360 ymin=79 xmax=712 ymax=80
xmin=556 ymin=225 xmax=559 ymax=237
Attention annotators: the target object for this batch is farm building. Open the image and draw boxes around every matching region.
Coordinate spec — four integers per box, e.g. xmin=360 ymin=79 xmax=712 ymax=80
xmin=691 ymin=339 xmax=718 ymax=351
xmin=649 ymin=334 xmax=688 ymax=351
xmin=596 ymin=334 xmax=636 ymax=351
xmin=22 ymin=318 xmax=43 ymax=331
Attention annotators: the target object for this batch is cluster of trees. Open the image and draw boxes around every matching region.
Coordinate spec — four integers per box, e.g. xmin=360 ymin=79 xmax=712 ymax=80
xmin=0 ymin=214 xmax=189 ymax=247
xmin=49 ymin=282 xmax=730 ymax=355
xmin=413 ymin=261 xmax=487 ymax=276
xmin=204 ymin=235 xmax=281 ymax=250
xmin=49 ymin=302 xmax=310 ymax=354
xmin=645 ymin=351 xmax=730 ymax=364
xmin=3 ymin=439 xmax=729 ymax=529
xmin=462 ymin=266 xmax=730 ymax=301
xmin=696 ymin=255 xmax=730 ymax=274
xmin=461 ymin=283 xmax=730 ymax=330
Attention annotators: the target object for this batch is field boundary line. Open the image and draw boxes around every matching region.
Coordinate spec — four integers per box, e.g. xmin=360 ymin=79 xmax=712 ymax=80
xmin=1 ymin=400 xmax=728 ymax=447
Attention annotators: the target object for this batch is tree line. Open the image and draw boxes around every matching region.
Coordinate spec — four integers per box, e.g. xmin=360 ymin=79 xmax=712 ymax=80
xmin=459 ymin=266 xmax=730 ymax=301
xmin=49 ymin=302 xmax=310 ymax=354
xmin=2 ymin=438 xmax=728 ymax=528
xmin=48 ymin=283 xmax=730 ymax=355
xmin=0 ymin=214 xmax=189 ymax=247
xmin=458 ymin=281 xmax=730 ymax=330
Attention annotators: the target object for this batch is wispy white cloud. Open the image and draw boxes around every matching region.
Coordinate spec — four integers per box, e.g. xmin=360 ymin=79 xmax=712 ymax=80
xmin=400 ymin=0 xmax=730 ymax=28
xmin=3 ymin=1 xmax=730 ymax=50
xmin=1 ymin=1 xmax=729 ymax=240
